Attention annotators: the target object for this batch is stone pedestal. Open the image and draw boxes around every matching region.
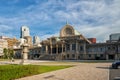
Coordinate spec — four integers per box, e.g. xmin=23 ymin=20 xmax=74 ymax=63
xmin=20 ymin=43 xmax=30 ymax=65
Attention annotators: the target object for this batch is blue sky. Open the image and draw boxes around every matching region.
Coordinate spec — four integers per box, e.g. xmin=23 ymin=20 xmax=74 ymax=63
xmin=0 ymin=0 xmax=120 ymax=42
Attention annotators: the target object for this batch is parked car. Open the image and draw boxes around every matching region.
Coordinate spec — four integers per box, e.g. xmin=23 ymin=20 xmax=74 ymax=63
xmin=112 ymin=61 xmax=120 ymax=69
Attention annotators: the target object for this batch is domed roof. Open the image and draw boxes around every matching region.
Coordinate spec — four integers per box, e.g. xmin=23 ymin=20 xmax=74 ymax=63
xmin=60 ymin=24 xmax=81 ymax=37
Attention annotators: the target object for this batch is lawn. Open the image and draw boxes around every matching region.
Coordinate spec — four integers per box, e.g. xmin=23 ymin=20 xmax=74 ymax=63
xmin=0 ymin=65 xmax=72 ymax=80
xmin=0 ymin=59 xmax=9 ymax=61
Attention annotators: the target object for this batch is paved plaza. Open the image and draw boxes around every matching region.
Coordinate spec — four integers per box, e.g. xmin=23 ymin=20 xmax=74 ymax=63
xmin=15 ymin=62 xmax=110 ymax=80
xmin=2 ymin=60 xmax=119 ymax=80
xmin=109 ymin=68 xmax=120 ymax=80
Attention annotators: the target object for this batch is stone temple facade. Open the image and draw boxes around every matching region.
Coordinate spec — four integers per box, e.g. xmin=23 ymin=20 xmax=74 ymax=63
xmin=14 ymin=24 xmax=120 ymax=60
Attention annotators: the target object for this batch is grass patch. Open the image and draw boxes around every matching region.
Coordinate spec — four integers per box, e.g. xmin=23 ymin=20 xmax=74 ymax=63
xmin=0 ymin=59 xmax=9 ymax=61
xmin=0 ymin=65 xmax=71 ymax=80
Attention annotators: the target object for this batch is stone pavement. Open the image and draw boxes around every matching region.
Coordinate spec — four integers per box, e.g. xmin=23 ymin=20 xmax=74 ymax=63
xmin=109 ymin=68 xmax=120 ymax=80
xmin=16 ymin=63 xmax=110 ymax=80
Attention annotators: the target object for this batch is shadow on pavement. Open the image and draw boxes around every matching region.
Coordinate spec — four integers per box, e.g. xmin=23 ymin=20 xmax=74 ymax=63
xmin=96 ymin=66 xmax=110 ymax=69
xmin=44 ymin=75 xmax=64 ymax=80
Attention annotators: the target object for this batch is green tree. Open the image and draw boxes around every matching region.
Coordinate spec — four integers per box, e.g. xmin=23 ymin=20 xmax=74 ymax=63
xmin=3 ymin=48 xmax=8 ymax=59
xmin=3 ymin=48 xmax=14 ymax=59
xmin=9 ymin=49 xmax=14 ymax=59
xmin=7 ymin=49 xmax=14 ymax=59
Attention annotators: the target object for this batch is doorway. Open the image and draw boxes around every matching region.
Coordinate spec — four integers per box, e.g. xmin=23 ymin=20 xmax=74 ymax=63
xmin=108 ymin=55 xmax=115 ymax=60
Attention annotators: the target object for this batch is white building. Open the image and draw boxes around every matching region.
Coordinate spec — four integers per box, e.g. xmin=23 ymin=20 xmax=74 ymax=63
xmin=0 ymin=39 xmax=8 ymax=56
xmin=33 ymin=36 xmax=40 ymax=44
xmin=110 ymin=33 xmax=120 ymax=42
xmin=0 ymin=36 xmax=8 ymax=39
xmin=20 ymin=26 xmax=30 ymax=38
xmin=33 ymin=36 xmax=41 ymax=47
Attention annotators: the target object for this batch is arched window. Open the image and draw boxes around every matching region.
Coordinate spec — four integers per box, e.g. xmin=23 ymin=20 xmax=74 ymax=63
xmin=64 ymin=27 xmax=73 ymax=36
xmin=65 ymin=28 xmax=72 ymax=35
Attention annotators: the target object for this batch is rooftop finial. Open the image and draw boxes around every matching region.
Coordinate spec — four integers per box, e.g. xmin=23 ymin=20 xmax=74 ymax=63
xmin=66 ymin=20 xmax=68 ymax=25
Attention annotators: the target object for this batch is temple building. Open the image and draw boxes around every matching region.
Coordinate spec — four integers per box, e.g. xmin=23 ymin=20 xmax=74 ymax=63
xmin=14 ymin=24 xmax=120 ymax=60
xmin=39 ymin=24 xmax=91 ymax=60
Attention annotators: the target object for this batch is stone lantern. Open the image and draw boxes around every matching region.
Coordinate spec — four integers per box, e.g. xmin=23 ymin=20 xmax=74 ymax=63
xmin=20 ymin=43 xmax=29 ymax=65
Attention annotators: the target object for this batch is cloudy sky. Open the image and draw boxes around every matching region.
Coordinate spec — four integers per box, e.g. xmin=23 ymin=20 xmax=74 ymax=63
xmin=0 ymin=0 xmax=120 ymax=42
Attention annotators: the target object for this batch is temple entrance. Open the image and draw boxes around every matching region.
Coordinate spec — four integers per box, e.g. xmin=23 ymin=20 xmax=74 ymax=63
xmin=52 ymin=48 xmax=56 ymax=54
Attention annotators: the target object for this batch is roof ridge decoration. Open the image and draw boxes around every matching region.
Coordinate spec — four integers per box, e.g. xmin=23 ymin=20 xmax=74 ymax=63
xmin=66 ymin=20 xmax=68 ymax=25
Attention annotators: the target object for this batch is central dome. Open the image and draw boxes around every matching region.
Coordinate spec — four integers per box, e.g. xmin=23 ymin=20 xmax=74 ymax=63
xmin=64 ymin=27 xmax=73 ymax=35
xmin=60 ymin=24 xmax=74 ymax=37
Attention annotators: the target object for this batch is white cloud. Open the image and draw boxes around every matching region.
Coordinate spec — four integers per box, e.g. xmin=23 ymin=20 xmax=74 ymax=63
xmin=0 ymin=0 xmax=120 ymax=42
xmin=52 ymin=0 xmax=120 ymax=42
xmin=0 ymin=24 xmax=13 ymax=31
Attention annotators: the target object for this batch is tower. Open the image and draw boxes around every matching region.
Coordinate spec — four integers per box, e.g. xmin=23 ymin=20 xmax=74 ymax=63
xmin=20 ymin=26 xmax=30 ymax=38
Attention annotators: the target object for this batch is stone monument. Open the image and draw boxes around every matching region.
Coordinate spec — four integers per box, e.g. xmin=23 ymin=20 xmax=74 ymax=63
xmin=20 ymin=43 xmax=29 ymax=65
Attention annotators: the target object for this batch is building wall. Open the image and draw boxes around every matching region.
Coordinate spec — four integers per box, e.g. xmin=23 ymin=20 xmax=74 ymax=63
xmin=0 ymin=36 xmax=17 ymax=48
xmin=4 ymin=38 xmax=18 ymax=48
xmin=15 ymin=41 xmax=120 ymax=60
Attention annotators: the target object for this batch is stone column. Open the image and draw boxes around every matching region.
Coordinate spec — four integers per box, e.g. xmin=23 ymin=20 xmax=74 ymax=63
xmin=51 ymin=45 xmax=52 ymax=55
xmin=83 ymin=42 xmax=86 ymax=59
xmin=65 ymin=44 xmax=66 ymax=52
xmin=64 ymin=44 xmax=67 ymax=60
xmin=76 ymin=41 xmax=78 ymax=52
xmin=59 ymin=44 xmax=64 ymax=60
xmin=56 ymin=44 xmax=58 ymax=54
xmin=69 ymin=43 xmax=72 ymax=59
xmin=76 ymin=41 xmax=78 ymax=60
xmin=83 ymin=42 xmax=86 ymax=54
xmin=106 ymin=54 xmax=109 ymax=60
xmin=46 ymin=45 xmax=48 ymax=54
xmin=115 ymin=54 xmax=118 ymax=60
xmin=62 ymin=44 xmax=64 ymax=53
xmin=70 ymin=43 xmax=72 ymax=51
